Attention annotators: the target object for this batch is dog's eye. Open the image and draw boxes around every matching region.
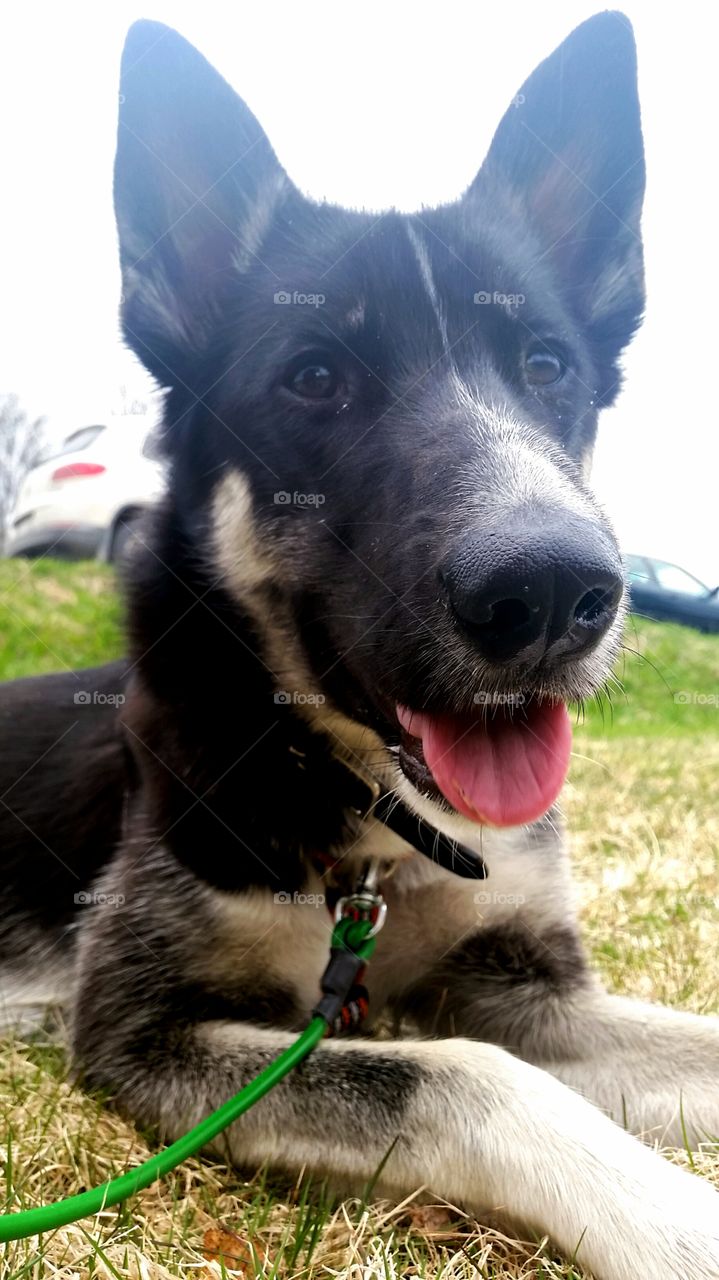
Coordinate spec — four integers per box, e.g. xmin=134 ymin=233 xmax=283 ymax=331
xmin=287 ymin=362 xmax=338 ymax=400
xmin=525 ymin=348 xmax=565 ymax=385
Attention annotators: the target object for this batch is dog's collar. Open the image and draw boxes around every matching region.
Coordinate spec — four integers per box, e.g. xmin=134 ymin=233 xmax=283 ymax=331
xmin=337 ymin=758 xmax=488 ymax=881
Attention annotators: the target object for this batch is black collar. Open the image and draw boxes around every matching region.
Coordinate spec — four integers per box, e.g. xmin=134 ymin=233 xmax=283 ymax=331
xmin=338 ymin=761 xmax=488 ymax=880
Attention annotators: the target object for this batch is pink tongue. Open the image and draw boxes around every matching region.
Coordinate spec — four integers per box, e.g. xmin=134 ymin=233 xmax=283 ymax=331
xmin=397 ymin=702 xmax=572 ymax=827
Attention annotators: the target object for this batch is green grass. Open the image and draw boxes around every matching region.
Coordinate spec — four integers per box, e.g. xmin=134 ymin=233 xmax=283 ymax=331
xmin=0 ymin=559 xmax=717 ymax=1279
xmin=576 ymin=614 xmax=719 ymax=738
xmin=0 ymin=559 xmax=124 ymax=681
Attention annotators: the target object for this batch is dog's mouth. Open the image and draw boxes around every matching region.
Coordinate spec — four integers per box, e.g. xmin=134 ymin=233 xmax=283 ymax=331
xmin=396 ymin=700 xmax=572 ymax=827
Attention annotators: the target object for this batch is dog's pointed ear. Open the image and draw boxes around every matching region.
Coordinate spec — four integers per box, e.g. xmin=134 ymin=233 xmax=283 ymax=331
xmin=115 ymin=22 xmax=288 ymax=382
xmin=470 ymin=11 xmax=645 ymax=361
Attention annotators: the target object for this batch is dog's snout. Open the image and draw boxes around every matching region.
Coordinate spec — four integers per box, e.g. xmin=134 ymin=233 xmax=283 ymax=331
xmin=440 ymin=513 xmax=624 ymax=667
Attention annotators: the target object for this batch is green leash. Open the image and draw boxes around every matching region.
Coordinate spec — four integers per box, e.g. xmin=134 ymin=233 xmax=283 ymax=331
xmin=0 ymin=904 xmax=381 ymax=1244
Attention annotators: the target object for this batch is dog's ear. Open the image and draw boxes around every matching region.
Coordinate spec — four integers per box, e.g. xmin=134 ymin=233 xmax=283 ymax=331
xmin=471 ymin=11 xmax=645 ymax=363
xmin=115 ymin=22 xmax=288 ymax=382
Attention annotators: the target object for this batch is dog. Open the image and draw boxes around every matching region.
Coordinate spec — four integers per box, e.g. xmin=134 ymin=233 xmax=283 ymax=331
xmin=1 ymin=13 xmax=718 ymax=1278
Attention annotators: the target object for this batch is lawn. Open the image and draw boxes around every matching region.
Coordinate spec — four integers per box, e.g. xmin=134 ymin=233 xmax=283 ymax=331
xmin=0 ymin=559 xmax=123 ymax=680
xmin=0 ymin=560 xmax=717 ymax=1279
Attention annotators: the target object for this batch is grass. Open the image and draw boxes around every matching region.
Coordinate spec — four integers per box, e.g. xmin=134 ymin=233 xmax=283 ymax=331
xmin=0 ymin=560 xmax=718 ymax=1278
xmin=576 ymin=612 xmax=719 ymax=739
xmin=0 ymin=559 xmax=123 ymax=680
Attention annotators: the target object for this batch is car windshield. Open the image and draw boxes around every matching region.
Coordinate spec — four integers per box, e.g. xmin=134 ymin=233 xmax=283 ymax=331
xmin=651 ymin=561 xmax=709 ymax=597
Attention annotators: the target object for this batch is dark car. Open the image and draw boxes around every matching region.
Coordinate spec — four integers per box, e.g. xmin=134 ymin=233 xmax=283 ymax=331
xmin=626 ymin=555 xmax=719 ymax=634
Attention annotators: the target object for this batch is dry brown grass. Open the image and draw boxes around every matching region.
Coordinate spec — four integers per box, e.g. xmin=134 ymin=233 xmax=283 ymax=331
xmin=1 ymin=733 xmax=717 ymax=1279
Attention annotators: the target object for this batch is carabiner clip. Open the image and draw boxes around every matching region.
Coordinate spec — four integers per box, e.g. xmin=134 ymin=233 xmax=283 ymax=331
xmin=334 ymin=860 xmax=387 ymax=937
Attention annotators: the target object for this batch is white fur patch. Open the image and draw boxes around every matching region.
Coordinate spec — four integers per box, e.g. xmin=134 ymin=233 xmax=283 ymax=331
xmin=204 ymin=879 xmax=332 ymax=1015
xmin=210 ymin=468 xmax=318 ymax=694
xmin=406 ymin=222 xmax=450 ymax=351
xmin=211 ymin=468 xmax=280 ymax=594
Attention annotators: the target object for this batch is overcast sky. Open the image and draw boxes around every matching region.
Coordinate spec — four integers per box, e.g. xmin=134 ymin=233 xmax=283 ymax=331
xmin=1 ymin=2 xmax=716 ymax=582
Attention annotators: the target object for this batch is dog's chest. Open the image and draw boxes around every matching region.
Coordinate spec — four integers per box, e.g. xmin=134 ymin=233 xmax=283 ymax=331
xmin=199 ymin=821 xmax=574 ymax=1026
xmin=201 ymin=870 xmax=341 ymax=1023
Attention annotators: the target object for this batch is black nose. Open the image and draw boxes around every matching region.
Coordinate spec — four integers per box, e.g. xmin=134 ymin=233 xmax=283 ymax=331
xmin=440 ymin=513 xmax=624 ymax=666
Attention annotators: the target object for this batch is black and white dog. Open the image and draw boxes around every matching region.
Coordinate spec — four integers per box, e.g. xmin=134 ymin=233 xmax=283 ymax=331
xmin=1 ymin=13 xmax=718 ymax=1278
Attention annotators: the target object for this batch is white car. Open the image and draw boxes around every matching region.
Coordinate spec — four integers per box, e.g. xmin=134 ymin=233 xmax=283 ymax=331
xmin=6 ymin=418 xmax=166 ymax=562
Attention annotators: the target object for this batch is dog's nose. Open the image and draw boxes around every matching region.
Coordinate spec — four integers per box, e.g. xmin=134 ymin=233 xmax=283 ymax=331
xmin=440 ymin=513 xmax=624 ymax=666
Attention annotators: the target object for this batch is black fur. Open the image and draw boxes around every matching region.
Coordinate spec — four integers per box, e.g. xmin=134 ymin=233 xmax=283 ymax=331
xmin=0 ymin=662 xmax=127 ymax=952
xmin=396 ymin=923 xmax=590 ymax=1050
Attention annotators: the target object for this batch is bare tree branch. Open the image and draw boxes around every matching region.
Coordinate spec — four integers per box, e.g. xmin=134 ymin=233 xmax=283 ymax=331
xmin=0 ymin=394 xmax=46 ymax=552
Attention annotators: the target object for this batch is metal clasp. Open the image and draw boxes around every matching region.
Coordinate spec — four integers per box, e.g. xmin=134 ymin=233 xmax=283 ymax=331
xmin=334 ymin=860 xmax=387 ymax=937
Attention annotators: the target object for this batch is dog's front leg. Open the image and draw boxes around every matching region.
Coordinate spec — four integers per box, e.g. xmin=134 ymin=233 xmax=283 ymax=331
xmin=388 ymin=890 xmax=719 ymax=1147
xmin=528 ymin=988 xmax=719 ymax=1146
xmin=80 ymin=1023 xmax=719 ymax=1280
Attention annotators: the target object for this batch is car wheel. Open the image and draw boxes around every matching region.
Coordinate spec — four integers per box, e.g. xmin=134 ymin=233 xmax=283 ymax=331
xmin=111 ymin=510 xmax=146 ymax=566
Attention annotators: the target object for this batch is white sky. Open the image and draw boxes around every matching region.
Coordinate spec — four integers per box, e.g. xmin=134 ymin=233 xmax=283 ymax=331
xmin=1 ymin=2 xmax=716 ymax=582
